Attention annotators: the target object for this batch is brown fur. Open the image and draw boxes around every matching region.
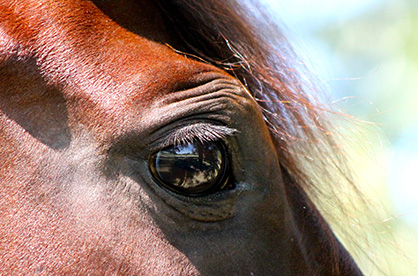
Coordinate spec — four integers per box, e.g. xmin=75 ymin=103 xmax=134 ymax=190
xmin=0 ymin=0 xmax=363 ymax=274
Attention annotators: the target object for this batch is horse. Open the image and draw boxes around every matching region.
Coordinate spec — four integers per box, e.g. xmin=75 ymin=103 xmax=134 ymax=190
xmin=0 ymin=0 xmax=364 ymax=274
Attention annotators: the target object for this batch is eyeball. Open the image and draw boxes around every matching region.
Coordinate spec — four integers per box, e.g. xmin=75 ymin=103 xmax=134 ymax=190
xmin=149 ymin=140 xmax=228 ymax=196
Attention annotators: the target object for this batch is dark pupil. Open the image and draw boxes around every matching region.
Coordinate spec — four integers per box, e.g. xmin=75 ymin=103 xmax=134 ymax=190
xmin=149 ymin=140 xmax=227 ymax=196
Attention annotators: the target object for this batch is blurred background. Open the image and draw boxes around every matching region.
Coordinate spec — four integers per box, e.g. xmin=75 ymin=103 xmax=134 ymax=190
xmin=263 ymin=0 xmax=418 ymax=274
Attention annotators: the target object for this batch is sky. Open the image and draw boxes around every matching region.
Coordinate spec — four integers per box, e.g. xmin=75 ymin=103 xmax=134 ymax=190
xmin=263 ymin=0 xmax=418 ymax=227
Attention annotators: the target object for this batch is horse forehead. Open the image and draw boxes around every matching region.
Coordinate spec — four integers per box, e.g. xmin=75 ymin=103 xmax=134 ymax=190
xmin=3 ymin=0 xmax=222 ymax=104
xmin=62 ymin=39 xmax=222 ymax=128
xmin=8 ymin=0 xmax=231 ymax=138
xmin=66 ymin=43 xmax=212 ymax=106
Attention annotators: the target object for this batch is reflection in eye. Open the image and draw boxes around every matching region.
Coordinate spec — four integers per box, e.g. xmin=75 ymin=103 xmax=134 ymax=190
xmin=149 ymin=140 xmax=228 ymax=196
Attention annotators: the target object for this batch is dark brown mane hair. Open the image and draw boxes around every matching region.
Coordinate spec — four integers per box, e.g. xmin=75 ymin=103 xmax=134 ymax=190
xmin=156 ymin=0 xmax=345 ymax=188
xmin=156 ymin=0 xmax=353 ymax=212
xmin=155 ymin=0 xmax=372 ymax=272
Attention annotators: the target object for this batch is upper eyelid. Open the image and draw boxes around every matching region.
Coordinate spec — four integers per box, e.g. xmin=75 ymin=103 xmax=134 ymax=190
xmin=107 ymin=121 xmax=238 ymax=159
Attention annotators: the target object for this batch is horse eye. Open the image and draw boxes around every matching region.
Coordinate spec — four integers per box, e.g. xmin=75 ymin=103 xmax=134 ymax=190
xmin=149 ymin=140 xmax=229 ymax=196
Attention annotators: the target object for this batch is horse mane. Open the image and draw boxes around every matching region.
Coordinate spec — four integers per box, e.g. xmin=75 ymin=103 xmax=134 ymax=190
xmin=156 ymin=0 xmax=345 ymax=191
xmin=155 ymin=0 xmax=375 ymax=272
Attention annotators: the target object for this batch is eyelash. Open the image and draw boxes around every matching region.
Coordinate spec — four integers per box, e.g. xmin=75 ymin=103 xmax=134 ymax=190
xmin=162 ymin=123 xmax=238 ymax=147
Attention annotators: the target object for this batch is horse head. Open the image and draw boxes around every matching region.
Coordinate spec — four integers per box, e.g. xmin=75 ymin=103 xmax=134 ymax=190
xmin=0 ymin=0 xmax=363 ymax=274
